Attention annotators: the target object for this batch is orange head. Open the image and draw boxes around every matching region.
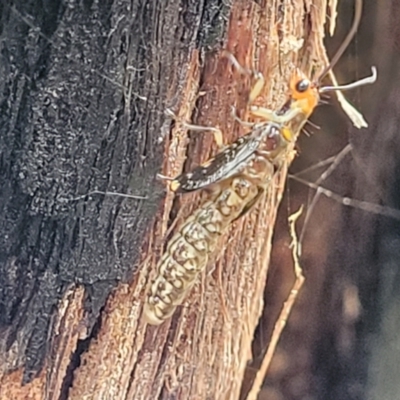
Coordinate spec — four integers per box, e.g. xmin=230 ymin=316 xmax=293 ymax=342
xmin=285 ymin=65 xmax=376 ymax=122
xmin=282 ymin=0 xmax=376 ymax=122
xmin=288 ymin=69 xmax=319 ymax=119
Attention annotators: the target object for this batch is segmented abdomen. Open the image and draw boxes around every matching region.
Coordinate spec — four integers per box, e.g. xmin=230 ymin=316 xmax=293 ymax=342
xmin=144 ymin=176 xmax=261 ymax=325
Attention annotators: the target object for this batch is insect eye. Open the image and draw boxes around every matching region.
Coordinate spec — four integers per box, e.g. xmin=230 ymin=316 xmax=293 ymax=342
xmin=295 ymin=79 xmax=310 ymax=93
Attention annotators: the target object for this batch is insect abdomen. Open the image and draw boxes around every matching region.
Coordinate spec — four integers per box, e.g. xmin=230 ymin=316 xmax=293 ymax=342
xmin=144 ymin=177 xmax=260 ymax=325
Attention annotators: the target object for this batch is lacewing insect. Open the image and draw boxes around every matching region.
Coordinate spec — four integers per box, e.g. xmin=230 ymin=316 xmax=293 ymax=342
xmin=144 ymin=0 xmax=376 ymax=326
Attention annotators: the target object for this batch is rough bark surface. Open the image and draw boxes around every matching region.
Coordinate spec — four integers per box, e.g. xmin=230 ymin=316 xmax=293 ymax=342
xmin=0 ymin=0 xmax=335 ymax=399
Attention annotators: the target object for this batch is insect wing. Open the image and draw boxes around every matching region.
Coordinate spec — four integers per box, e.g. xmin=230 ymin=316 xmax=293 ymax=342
xmin=173 ymin=124 xmax=272 ymax=193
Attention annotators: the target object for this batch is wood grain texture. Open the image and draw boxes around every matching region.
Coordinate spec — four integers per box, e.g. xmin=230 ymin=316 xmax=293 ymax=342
xmin=0 ymin=0 xmax=334 ymax=398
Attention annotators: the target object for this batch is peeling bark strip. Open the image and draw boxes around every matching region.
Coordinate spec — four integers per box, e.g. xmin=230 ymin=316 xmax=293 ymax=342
xmin=0 ymin=0 xmax=336 ymax=399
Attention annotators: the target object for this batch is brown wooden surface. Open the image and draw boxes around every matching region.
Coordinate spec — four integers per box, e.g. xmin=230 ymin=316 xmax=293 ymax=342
xmin=0 ymin=0 xmax=369 ymax=399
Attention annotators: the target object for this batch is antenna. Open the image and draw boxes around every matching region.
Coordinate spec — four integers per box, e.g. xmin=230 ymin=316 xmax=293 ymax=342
xmin=319 ymin=66 xmax=377 ymax=93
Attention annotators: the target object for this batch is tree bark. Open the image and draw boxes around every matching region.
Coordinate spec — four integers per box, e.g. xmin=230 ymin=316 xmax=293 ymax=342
xmin=0 ymin=0 xmax=338 ymax=399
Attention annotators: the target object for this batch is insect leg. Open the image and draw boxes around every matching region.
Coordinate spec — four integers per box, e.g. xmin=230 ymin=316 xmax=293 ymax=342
xmin=165 ymin=108 xmax=224 ymax=149
xmin=180 ymin=122 xmax=224 ymax=150
xmin=222 ymin=51 xmax=265 ymax=105
xmin=246 ymin=207 xmax=305 ymax=400
xmin=248 ymin=72 xmax=266 ymax=104
xmin=248 ymin=106 xmax=279 ymax=121
xmin=230 ymin=106 xmax=257 ymax=128
xmin=249 ymin=105 xmax=301 ymax=125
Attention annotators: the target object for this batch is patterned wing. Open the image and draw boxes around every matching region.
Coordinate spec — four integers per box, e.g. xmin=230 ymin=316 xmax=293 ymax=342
xmin=171 ymin=122 xmax=279 ymax=193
